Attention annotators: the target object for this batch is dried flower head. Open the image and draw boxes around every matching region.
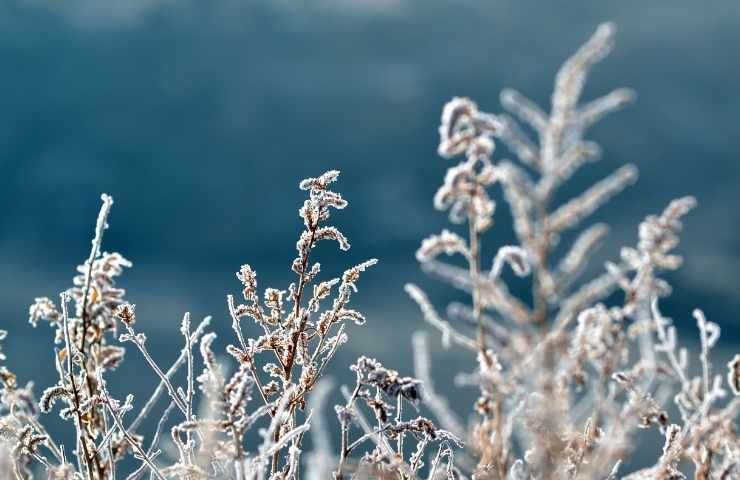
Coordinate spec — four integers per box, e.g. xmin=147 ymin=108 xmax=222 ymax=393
xmin=115 ymin=303 xmax=136 ymax=326
xmin=351 ymin=356 xmax=422 ymax=406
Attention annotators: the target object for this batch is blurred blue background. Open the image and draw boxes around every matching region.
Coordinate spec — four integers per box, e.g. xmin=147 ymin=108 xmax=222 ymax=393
xmin=1 ymin=0 xmax=739 ymax=469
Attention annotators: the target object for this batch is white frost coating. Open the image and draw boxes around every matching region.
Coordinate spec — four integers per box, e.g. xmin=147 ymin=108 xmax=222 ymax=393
xmin=490 ymin=245 xmax=531 ymax=279
xmin=548 ymin=164 xmax=638 ymax=233
xmin=416 ymin=229 xmax=470 ymax=263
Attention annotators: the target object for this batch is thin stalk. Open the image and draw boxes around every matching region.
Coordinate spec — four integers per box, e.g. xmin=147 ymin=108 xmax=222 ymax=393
xmin=121 ymin=324 xmax=187 ymax=415
xmin=284 ymin=225 xmax=319 ymax=381
xmin=396 ymin=394 xmax=404 ymax=460
xmin=60 ymin=293 xmax=96 ymax=480
xmin=334 ymin=382 xmax=362 ymax=480
xmin=98 ymin=391 xmax=166 ymax=480
xmin=77 ymin=195 xmax=113 ymax=479
xmin=127 ymin=316 xmax=210 ymax=433
xmin=468 ymin=220 xmax=488 ymax=362
xmin=274 ymin=222 xmax=319 ymax=472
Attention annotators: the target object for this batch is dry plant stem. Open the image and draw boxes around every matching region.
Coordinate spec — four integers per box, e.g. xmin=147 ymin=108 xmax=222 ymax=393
xmin=341 ymin=386 xmax=396 ymax=460
xmin=404 ymin=284 xmax=478 ymax=351
xmin=227 ymin=294 xmax=256 ymax=353
xmin=409 ymin=437 xmax=428 ymax=473
xmin=78 ymin=196 xmax=113 ymax=479
xmin=248 ymin=358 xmax=270 ymax=408
xmin=298 ymin=315 xmax=346 ymax=406
xmin=52 ymin=348 xmax=82 ymax=474
xmin=274 ymin=224 xmax=318 ymax=472
xmin=271 ymin=427 xmax=280 ymax=474
xmin=468 ymin=220 xmax=487 ymax=357
xmin=533 ymin=203 xmax=551 ymax=331
xmin=93 ymin=420 xmax=117 ymax=457
xmin=696 ymin=311 xmax=713 ymax=401
xmin=181 ymin=313 xmax=195 ymax=466
xmin=122 ymin=321 xmax=207 ymax=466
xmin=469 ymin=214 xmax=507 ymax=474
xmin=411 ymin=332 xmax=466 ymax=439
xmin=345 ymin=425 xmax=396 ymax=454
xmin=28 ymin=452 xmax=51 ymax=471
xmin=335 ymin=382 xmax=361 ymax=480
xmin=284 ymin=225 xmax=318 ymax=381
xmin=79 ymin=195 xmax=112 ymax=354
xmin=81 ymin=198 xmax=113 ymax=479
xmin=396 ymin=393 xmax=404 ymax=459
xmin=126 ymin=452 xmax=161 ymax=480
xmin=103 ymin=408 xmax=115 ymax=480
xmin=226 ymin=295 xmax=270 ymax=407
xmin=227 ymin=410 xmax=245 ymax=480
xmin=97 ymin=386 xmax=166 ymax=480
xmin=122 ymin=323 xmax=188 ymax=415
xmin=128 ymin=316 xmax=210 ymax=433
xmin=128 ymin=402 xmax=174 ymax=480
xmin=428 ymin=445 xmax=446 ymax=480
xmin=149 ymin=401 xmax=174 ymax=455
xmin=304 ymin=323 xmax=345 ymax=395
xmin=60 ymin=293 xmax=96 ymax=480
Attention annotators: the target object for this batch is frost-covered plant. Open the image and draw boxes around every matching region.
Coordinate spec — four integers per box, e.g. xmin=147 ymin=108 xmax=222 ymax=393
xmin=406 ymin=22 xmax=738 ymax=480
xmin=0 ymin=171 xmax=385 ymax=479
xmin=332 ymin=356 xmax=460 ymax=480
xmin=0 ymin=21 xmax=738 ymax=480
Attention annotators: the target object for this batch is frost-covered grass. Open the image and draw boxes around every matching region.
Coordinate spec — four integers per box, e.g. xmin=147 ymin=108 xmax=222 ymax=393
xmin=1 ymin=23 xmax=738 ymax=480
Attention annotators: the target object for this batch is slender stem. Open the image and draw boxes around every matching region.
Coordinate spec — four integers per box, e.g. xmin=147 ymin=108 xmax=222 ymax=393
xmin=60 ymin=293 xmax=96 ymax=480
xmin=98 ymin=390 xmax=166 ymax=480
xmin=271 ymin=425 xmax=281 ymax=474
xmin=101 ymin=408 xmax=115 ymax=479
xmin=697 ymin=313 xmax=712 ymax=401
xmin=181 ymin=313 xmax=195 ymax=466
xmin=533 ymin=199 xmax=551 ymax=330
xmin=226 ymin=296 xmax=271 ymax=409
xmin=303 ymin=323 xmax=346 ymax=396
xmin=127 ymin=400 xmax=173 ymax=480
xmin=396 ymin=394 xmax=404 ymax=460
xmin=127 ymin=316 xmax=210 ymax=433
xmin=334 ymin=382 xmax=362 ymax=480
xmin=79 ymin=195 xmax=112 ymax=353
xmin=284 ymin=225 xmax=319 ymax=380
xmin=346 ymin=425 xmax=391 ymax=452
xmin=468 ymin=220 xmax=488 ymax=361
xmin=274 ymin=222 xmax=319 ymax=472
xmin=77 ymin=195 xmax=113 ymax=479
xmin=122 ymin=324 xmax=188 ymax=415
xmin=227 ymin=295 xmax=250 ymax=353
xmin=409 ymin=436 xmax=429 ymax=473
xmin=227 ymin=411 xmax=244 ymax=480
xmin=533 ymin=148 xmax=557 ymax=327
xmin=52 ymin=350 xmax=84 ymax=475
xmin=428 ymin=444 xmax=445 ymax=480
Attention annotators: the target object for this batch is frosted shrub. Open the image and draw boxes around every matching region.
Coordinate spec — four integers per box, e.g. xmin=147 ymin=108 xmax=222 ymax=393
xmin=0 ymin=22 xmax=737 ymax=480
xmin=406 ymin=23 xmax=738 ymax=480
xmin=1 ymin=173 xmax=383 ymax=479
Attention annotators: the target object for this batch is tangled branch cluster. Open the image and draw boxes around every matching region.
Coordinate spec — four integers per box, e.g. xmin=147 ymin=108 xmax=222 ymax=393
xmin=0 ymin=22 xmax=737 ymax=480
